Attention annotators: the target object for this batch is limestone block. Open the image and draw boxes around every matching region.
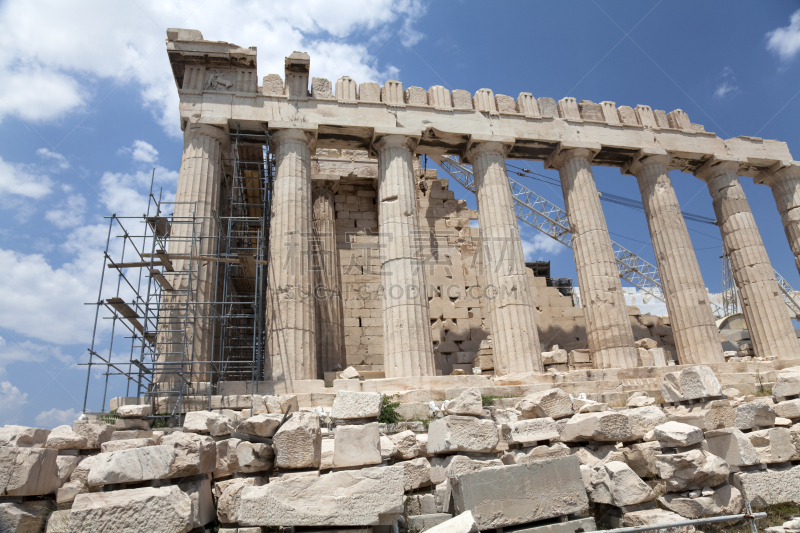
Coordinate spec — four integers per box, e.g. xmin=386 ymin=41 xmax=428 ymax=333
xmin=557 ymin=97 xmax=580 ymax=120
xmin=735 ymin=464 xmax=800 ymax=508
xmin=205 ymin=415 xmax=234 ymax=436
xmin=45 ymin=508 xmax=70 ymax=533
xmin=776 ymin=399 xmax=800 ymax=419
xmin=237 ymin=414 xmax=282 ymax=437
xmin=423 ymin=511 xmax=478 ymax=533
xmin=501 ymin=418 xmax=559 ymax=445
xmin=428 ymin=85 xmax=451 ymax=108
xmin=617 ymin=106 xmax=638 ymax=125
xmin=635 ymin=105 xmax=657 ymax=128
xmin=238 ymin=466 xmax=405 ymax=526
xmin=109 ymin=429 xmax=152 ymax=441
xmin=57 ymin=480 xmax=86 ymax=507
xmin=340 ymin=366 xmax=360 ymax=379
xmin=331 ymin=390 xmax=381 ymax=419
xmin=262 ymin=74 xmax=284 ymax=96
xmin=117 ymin=404 xmax=152 ymax=418
xmin=774 ymin=367 xmax=800 ymax=398
xmin=312 ymin=77 xmax=334 ymax=99
xmin=627 ymin=392 xmax=656 ymax=407
xmin=404 ymin=86 xmax=427 ymax=106
xmin=87 ymin=445 xmax=174 ymax=486
xmin=573 ymin=398 xmax=606 ymax=414
xmin=451 ymin=457 xmax=588 ymax=530
xmin=600 ymin=101 xmax=620 ymax=124
xmin=55 ymin=455 xmax=78 ymax=484
xmin=472 ymin=355 xmax=494 ymax=371
xmin=216 ymin=477 xmax=267 ymax=524
xmin=0 ymin=425 xmax=50 ymax=448
xmin=183 ymin=411 xmax=217 ymax=433
xmin=380 ymin=435 xmax=396 ymax=460
xmin=650 ymin=347 xmax=667 ymax=367
xmin=358 ymin=81 xmax=380 ymax=102
xmin=655 ymin=449 xmax=729 ymax=492
xmin=451 ymin=90 xmax=472 ymax=109
xmin=561 ymin=411 xmax=632 ymax=442
xmin=637 ymin=348 xmax=655 ymax=367
xmin=473 ymin=89 xmax=497 ymax=112
xmin=661 ymin=365 xmax=721 ymax=401
xmin=517 ymin=388 xmax=573 ymax=420
xmin=587 ymin=461 xmax=655 ymax=506
xmin=273 ymin=411 xmax=321 ymax=469
xmin=213 ymin=437 xmax=241 ymax=477
xmin=427 ymin=416 xmax=499 ymax=454
xmin=654 ymin=109 xmax=669 ymax=128
xmin=430 ymin=455 xmax=503 ymax=484
xmin=495 ymin=94 xmax=516 ymax=114
xmin=659 ymin=484 xmax=743 ymax=518
xmin=748 ymin=427 xmax=795 ymax=463
xmin=516 ymin=92 xmax=540 ymax=116
xmin=578 ymin=100 xmax=604 ymax=121
xmin=445 ymin=388 xmax=483 ymax=416
xmin=320 ymin=438 xmax=335 ymax=469
xmin=114 ymin=417 xmax=149 ymax=430
xmin=333 ymin=423 xmax=381 ymax=468
xmin=0 ymin=501 xmax=54 ymax=533
xmin=45 ymin=425 xmax=87 ymax=450
xmin=398 ymin=457 xmax=432 ymax=490
xmin=68 ymin=455 xmax=95 ymax=485
xmin=630 ymin=407 xmax=668 ymax=440
xmin=236 ymin=441 xmax=274 ymax=473
xmin=0 ymin=447 xmax=60 ymax=496
xmin=177 ymin=477 xmax=214 ymax=530
xmin=735 ymin=401 xmax=776 ymax=429
xmin=705 ymin=427 xmax=761 ymax=467
xmin=101 ymin=437 xmax=154 ymax=453
xmin=653 ymin=421 xmax=704 ymax=447
xmin=382 ymin=80 xmax=403 ymax=104
xmin=390 ymin=430 xmax=419 ymax=460
xmin=622 ymin=509 xmax=696 ymax=533
xmin=542 ymin=346 xmax=569 ymax=365
xmin=538 ymin=97 xmax=557 ymax=118
xmin=264 ymin=394 xmax=299 ymax=414
xmin=667 ymin=109 xmax=692 ymax=130
xmin=69 ymin=485 xmax=193 ymax=533
xmin=160 ymin=432 xmax=216 ymax=477
xmin=624 ymin=441 xmax=662 ymax=478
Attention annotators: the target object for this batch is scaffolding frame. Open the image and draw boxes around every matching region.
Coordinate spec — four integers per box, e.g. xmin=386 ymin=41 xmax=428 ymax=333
xmin=81 ymin=127 xmax=273 ymax=422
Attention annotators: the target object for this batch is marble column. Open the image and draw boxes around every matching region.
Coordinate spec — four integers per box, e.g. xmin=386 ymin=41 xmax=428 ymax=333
xmin=267 ymin=129 xmax=316 ymax=381
xmin=625 ymin=152 xmax=724 ymax=365
xmin=156 ymin=124 xmax=227 ymax=387
xmin=374 ymin=133 xmax=435 ymax=377
xmin=467 ymin=140 xmax=543 ymax=374
xmin=757 ymin=162 xmax=800 ymax=275
xmin=696 ymin=157 xmax=800 ymax=360
xmin=312 ymin=181 xmax=345 ymax=376
xmin=546 ymin=146 xmax=638 ymax=369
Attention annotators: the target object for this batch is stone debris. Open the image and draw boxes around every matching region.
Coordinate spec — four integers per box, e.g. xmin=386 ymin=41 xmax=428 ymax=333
xmin=117 ymin=404 xmax=152 ymax=418
xmin=216 ymin=477 xmax=266 ymax=524
xmin=182 ymin=411 xmax=218 ymax=433
xmin=340 ymin=366 xmax=360 ymax=379
xmin=775 ymin=398 xmax=800 ymax=419
xmin=705 ymin=427 xmax=761 ymax=466
xmin=586 ymin=461 xmax=656 ymax=506
xmin=330 ymin=391 xmax=382 ymax=419
xmin=427 ymin=415 xmax=499 ymax=454
xmin=238 ymin=466 xmax=404 ymax=526
xmin=622 ymin=509 xmax=696 ymax=533
xmin=206 ymin=414 xmax=235 ymax=436
xmin=445 ymin=388 xmax=483 ymax=416
xmin=659 ymin=484 xmax=743 ymax=518
xmin=624 ymin=441 xmax=662 ymax=478
xmin=661 ymin=365 xmax=722 ymax=401
xmin=397 ymin=456 xmax=432 ymax=491
xmin=213 ymin=437 xmax=241 ymax=477
xmin=0 ymin=447 xmax=61 ymax=496
xmin=735 ymin=400 xmax=777 ymax=429
xmin=423 ymin=511 xmax=479 ymax=533
xmin=430 ymin=455 xmax=502 ymax=484
xmin=236 ymin=441 xmax=274 ymax=473
xmin=237 ymin=414 xmax=282 ymax=437
xmin=748 ymin=427 xmax=795 ymax=463
xmin=501 ymin=417 xmax=559 ymax=445
xmin=0 ymin=500 xmax=54 ymax=533
xmin=273 ymin=411 xmax=321 ymax=469
xmin=517 ymin=388 xmax=573 ymax=419
xmin=655 ymin=449 xmax=729 ymax=492
xmin=773 ymin=366 xmax=800 ymax=398
xmin=71 ymin=421 xmax=114 ymax=449
xmin=561 ymin=411 xmax=633 ymax=442
xmin=736 ymin=464 xmax=800 ymax=507
xmin=45 ymin=425 xmax=87 ymax=450
xmin=390 ymin=430 xmax=419 ymax=460
xmin=55 ymin=454 xmax=79 ymax=484
xmin=503 ymin=442 xmax=571 ymax=464
xmin=653 ymin=421 xmax=704 ymax=448
xmin=160 ymin=431 xmax=216 ymax=477
xmin=333 ymin=422 xmax=381 ymax=468
xmin=87 ymin=445 xmax=175 ymax=487
xmin=100 ymin=437 xmax=154 ymax=453
xmin=0 ymin=425 xmax=51 ymax=448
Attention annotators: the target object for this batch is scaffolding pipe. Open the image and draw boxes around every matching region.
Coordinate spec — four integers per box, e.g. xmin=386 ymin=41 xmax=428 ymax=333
xmin=593 ymin=511 xmax=766 ymax=533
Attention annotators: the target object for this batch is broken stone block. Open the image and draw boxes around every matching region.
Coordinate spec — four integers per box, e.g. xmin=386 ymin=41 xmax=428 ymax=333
xmin=87 ymin=445 xmax=175 ymax=487
xmin=661 ymin=365 xmax=722 ymax=401
xmin=560 ymin=411 xmax=632 ymax=442
xmin=398 ymin=457 xmax=432 ymax=490
xmin=237 ymin=414 xmax=282 ymax=437
xmin=748 ymin=427 xmax=795 ymax=463
xmin=422 ymin=511 xmax=478 ymax=533
xmin=213 ymin=437 xmax=241 ymax=477
xmin=587 ymin=461 xmax=656 ymax=506
xmin=623 ymin=441 xmax=662 ymax=478
xmin=451 ymin=89 xmax=473 ymax=109
xmin=635 ymin=338 xmax=658 ymax=350
xmin=311 ymin=77 xmax=334 ymax=99
xmin=493 ymin=408 xmax=521 ymax=425
xmin=69 ymin=485 xmax=193 ymax=533
xmin=517 ymin=388 xmax=573 ymax=420
xmin=100 ymin=437 xmax=154 ymax=453
xmin=117 ymin=404 xmax=152 ymax=418
xmin=236 ymin=441 xmax=274 ymax=473
xmin=216 ymin=478 xmax=267 ymax=524
xmin=622 ymin=509 xmax=696 ymax=533
xmin=333 ymin=423 xmax=381 ymax=468
xmin=430 ymin=455 xmax=503 ymax=484
xmin=109 ymin=429 xmax=153 ymax=441
xmin=573 ymin=398 xmax=607 ymax=413
xmin=205 ymin=415 xmax=234 ymax=436
xmin=57 ymin=480 xmax=87 ymax=507
xmin=663 ymin=400 xmax=735 ymax=431
xmin=773 ymin=366 xmax=800 ymax=398
xmin=390 ymin=430 xmax=419 ymax=460
xmin=45 ymin=508 xmax=70 ymax=533
xmin=705 ymin=427 xmax=761 ymax=467
xmin=0 ymin=447 xmax=60 ymax=496
xmin=238 ymin=466 xmax=404 ymax=526
xmin=735 ymin=400 xmax=776 ymax=429
xmin=538 ymin=97 xmax=558 ymax=118
xmin=653 ymin=421 xmax=704 ymax=448
xmin=0 ymin=500 xmax=54 ymax=533
xmin=659 ymin=484 xmax=743 ymax=518
xmin=182 ymin=411 xmax=216 ymax=433
xmin=71 ymin=421 xmax=114 ymax=449
xmin=177 ymin=476 xmax=214 ymax=530
xmin=571 ymin=444 xmax=626 ymax=467
xmin=56 ymin=454 xmax=79 ymax=484
xmin=331 ymin=391 xmax=381 ymax=419
xmin=427 ymin=416 xmax=499 ymax=454
xmin=655 ymin=449 xmax=729 ymax=492
xmin=626 ymin=406 xmax=668 ymax=440
xmin=501 ymin=417 xmax=559 ymax=445
xmin=735 ymin=464 xmax=800 ymax=508
xmin=320 ymin=438 xmax=335 ymax=470
xmin=380 ymin=435 xmax=396 ymax=460
xmin=68 ymin=455 xmax=96 ymax=485
xmin=0 ymin=425 xmax=50 ymax=448
xmin=114 ymin=418 xmax=149 ymax=430
xmin=451 ymin=456 xmax=588 ymax=530
xmin=45 ymin=425 xmax=87 ymax=450
xmin=627 ymin=392 xmax=656 ymax=407
xmin=542 ymin=346 xmax=568 ymax=365
xmin=340 ymin=366 xmax=360 ymax=379
xmin=160 ymin=431 xmax=216 ymax=477
xmin=273 ymin=411 xmax=321 ymax=469
xmin=264 ymin=394 xmax=299 ymax=414
xmin=503 ymin=442 xmax=571 ymax=464
xmin=445 ymin=388 xmax=483 ymax=416
xmin=775 ymin=399 xmax=800 ymax=419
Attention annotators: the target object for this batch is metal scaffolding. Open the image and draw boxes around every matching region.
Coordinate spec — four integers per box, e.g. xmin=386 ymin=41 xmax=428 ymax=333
xmin=81 ymin=127 xmax=273 ymax=422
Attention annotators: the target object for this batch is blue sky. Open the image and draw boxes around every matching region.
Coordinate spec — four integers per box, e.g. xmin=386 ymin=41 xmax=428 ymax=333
xmin=0 ymin=1 xmax=799 ymax=427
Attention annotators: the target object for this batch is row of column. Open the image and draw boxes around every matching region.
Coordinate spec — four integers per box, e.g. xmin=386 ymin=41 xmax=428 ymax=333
xmin=168 ymin=124 xmax=800 ymax=382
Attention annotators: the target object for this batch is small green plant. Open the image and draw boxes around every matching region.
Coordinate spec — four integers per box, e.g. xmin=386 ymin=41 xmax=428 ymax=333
xmin=481 ymin=394 xmax=504 ymax=407
xmin=151 ymin=416 xmax=171 ymax=428
xmin=379 ymin=394 xmax=402 ymax=424
xmin=98 ymin=409 xmax=118 ymax=425
xmin=755 ymin=368 xmax=772 ymax=397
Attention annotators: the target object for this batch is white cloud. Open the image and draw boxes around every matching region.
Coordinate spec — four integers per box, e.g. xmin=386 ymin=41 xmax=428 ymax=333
xmin=767 ymin=9 xmax=800 ymax=61
xmin=0 ymin=381 xmax=28 ymax=423
xmin=45 ymin=194 xmax=87 ymax=228
xmin=522 ymin=233 xmax=564 ymax=260
xmin=713 ymin=67 xmax=739 ymax=99
xmin=0 ymin=155 xmax=53 ymax=199
xmin=119 ymin=140 xmax=159 ymax=164
xmin=35 ymin=407 xmax=79 ymax=428
xmin=37 ymin=148 xmax=69 ymax=169
xmin=0 ymin=0 xmax=427 ymax=137
xmin=100 ymin=165 xmax=178 ymax=217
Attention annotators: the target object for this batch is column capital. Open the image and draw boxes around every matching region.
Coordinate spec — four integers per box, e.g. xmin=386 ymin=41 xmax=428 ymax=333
xmin=620 ymin=148 xmax=670 ymax=176
xmin=370 ymin=127 xmax=422 ymax=156
xmin=544 ymin=141 xmax=601 ymax=170
xmin=754 ymin=160 xmax=800 ymax=187
xmin=268 ymin=126 xmax=317 ymax=152
xmin=184 ymin=123 xmax=230 ymax=148
xmin=463 ymin=134 xmax=515 ymax=163
xmin=693 ymin=155 xmax=746 ymax=182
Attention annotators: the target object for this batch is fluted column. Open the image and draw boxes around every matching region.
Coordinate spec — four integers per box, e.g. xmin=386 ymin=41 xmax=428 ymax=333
xmin=312 ymin=181 xmax=345 ymax=376
xmin=696 ymin=157 xmax=800 ymax=360
xmin=374 ymin=133 xmax=435 ymax=377
xmin=267 ymin=129 xmax=316 ymax=381
xmin=546 ymin=145 xmax=638 ymax=369
xmin=467 ymin=140 xmax=543 ymax=374
xmin=757 ymin=162 xmax=800 ymax=275
xmin=625 ymin=152 xmax=724 ymax=365
xmin=156 ymin=124 xmax=227 ymax=386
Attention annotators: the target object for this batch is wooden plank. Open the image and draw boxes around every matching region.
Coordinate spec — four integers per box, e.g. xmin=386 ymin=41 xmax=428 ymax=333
xmin=240 ymin=255 xmax=257 ymax=279
xmin=106 ymin=297 xmax=144 ymax=334
xmin=155 ymin=249 xmax=174 ymax=272
xmin=108 ymin=261 xmax=163 ymax=269
xmin=149 ymin=269 xmax=174 ymax=291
